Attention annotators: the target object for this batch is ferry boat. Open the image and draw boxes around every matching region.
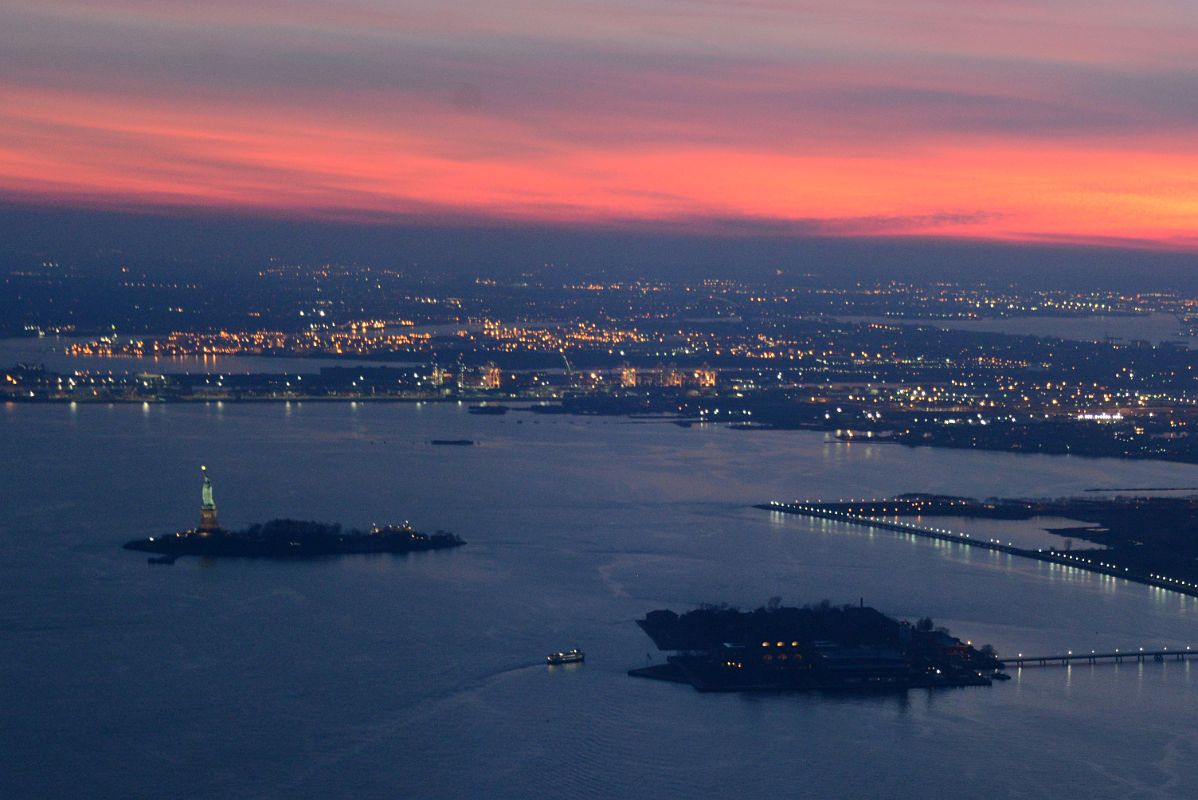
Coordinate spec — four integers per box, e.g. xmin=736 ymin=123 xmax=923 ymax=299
xmin=547 ymin=648 xmax=585 ymax=665
xmin=468 ymin=404 xmax=509 ymax=415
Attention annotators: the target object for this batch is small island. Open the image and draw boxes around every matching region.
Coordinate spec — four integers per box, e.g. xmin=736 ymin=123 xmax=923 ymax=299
xmin=629 ymin=601 xmax=1000 ymax=692
xmin=124 ymin=467 xmax=464 ymax=560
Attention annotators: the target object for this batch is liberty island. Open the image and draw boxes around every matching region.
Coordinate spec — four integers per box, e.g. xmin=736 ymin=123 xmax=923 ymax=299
xmin=123 ymin=467 xmax=464 ymax=560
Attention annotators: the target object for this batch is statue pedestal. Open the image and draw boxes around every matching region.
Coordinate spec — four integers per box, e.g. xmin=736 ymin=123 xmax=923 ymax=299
xmin=199 ymin=507 xmax=219 ymax=532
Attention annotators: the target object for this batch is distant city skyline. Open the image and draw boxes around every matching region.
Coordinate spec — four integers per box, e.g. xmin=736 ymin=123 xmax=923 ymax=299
xmin=2 ymin=1 xmax=1197 ymax=252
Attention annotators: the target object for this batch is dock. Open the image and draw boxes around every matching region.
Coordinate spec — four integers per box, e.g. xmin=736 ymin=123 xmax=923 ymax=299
xmin=758 ymin=501 xmax=1198 ymax=599
xmin=1010 ymin=648 xmax=1195 ymax=668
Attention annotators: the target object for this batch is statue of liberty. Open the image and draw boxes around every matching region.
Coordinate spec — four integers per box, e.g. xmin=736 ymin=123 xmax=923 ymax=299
xmin=198 ymin=465 xmax=219 ymax=531
xmin=201 ymin=465 xmax=215 ymax=509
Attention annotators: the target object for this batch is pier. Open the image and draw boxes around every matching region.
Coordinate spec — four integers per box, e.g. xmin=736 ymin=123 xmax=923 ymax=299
xmin=1009 ymin=648 xmax=1195 ymax=668
xmin=758 ymin=500 xmax=1198 ymax=599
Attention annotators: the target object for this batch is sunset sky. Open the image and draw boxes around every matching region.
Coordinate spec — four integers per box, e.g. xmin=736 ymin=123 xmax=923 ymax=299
xmin=3 ymin=1 xmax=1197 ymax=250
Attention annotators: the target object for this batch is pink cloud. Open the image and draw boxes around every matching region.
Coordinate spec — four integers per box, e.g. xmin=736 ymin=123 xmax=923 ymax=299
xmin=0 ymin=1 xmax=1196 ymax=247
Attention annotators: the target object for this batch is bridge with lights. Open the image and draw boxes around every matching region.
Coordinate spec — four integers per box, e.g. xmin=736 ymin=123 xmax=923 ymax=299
xmin=1009 ymin=647 xmax=1196 ymax=668
xmin=759 ymin=500 xmax=1198 ymax=599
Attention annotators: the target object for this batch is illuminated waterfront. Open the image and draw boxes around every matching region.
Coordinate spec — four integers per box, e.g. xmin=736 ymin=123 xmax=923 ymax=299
xmin=13 ymin=281 xmax=1198 ymax=466
xmin=3 ymin=402 xmax=1198 ymax=798
xmin=0 ymin=335 xmax=420 ymax=375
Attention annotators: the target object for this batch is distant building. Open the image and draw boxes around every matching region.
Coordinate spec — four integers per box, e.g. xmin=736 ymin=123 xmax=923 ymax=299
xmin=457 ymin=362 xmax=502 ymax=390
xmin=693 ymin=365 xmax=717 ymax=389
xmin=619 ymin=362 xmax=716 ymax=389
xmin=136 ymin=372 xmax=167 ymax=390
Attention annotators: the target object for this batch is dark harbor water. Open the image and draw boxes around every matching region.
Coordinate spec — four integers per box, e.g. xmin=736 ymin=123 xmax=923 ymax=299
xmin=839 ymin=312 xmax=1195 ymax=349
xmin=3 ymin=402 xmax=1198 ymax=799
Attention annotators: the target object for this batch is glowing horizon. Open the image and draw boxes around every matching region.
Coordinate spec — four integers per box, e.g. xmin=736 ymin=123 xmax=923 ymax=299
xmin=2 ymin=1 xmax=1197 ymax=250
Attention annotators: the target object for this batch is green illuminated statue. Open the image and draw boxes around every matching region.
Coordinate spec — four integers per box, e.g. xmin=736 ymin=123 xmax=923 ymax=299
xmin=197 ymin=465 xmax=220 ymax=531
xmin=201 ymin=465 xmax=215 ymax=509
